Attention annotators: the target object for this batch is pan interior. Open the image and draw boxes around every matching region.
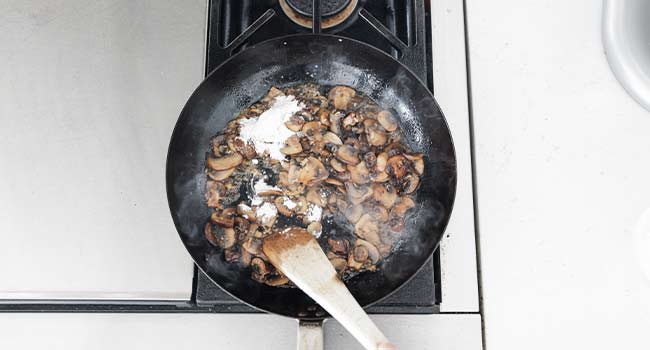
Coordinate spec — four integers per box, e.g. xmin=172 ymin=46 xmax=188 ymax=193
xmin=166 ymin=34 xmax=456 ymax=319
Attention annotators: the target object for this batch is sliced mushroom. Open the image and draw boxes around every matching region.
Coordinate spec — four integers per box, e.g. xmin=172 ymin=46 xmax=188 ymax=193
xmin=348 ymin=161 xmax=370 ymax=185
xmin=242 ymin=237 xmax=263 ymax=255
xmin=205 ymin=180 xmax=222 ymax=208
xmin=328 ymin=86 xmax=356 ymax=110
xmin=345 ymin=182 xmax=374 ymax=205
xmin=363 ymin=152 xmax=377 ymax=169
xmin=210 ymin=207 xmax=235 ymax=228
xmin=370 ymin=171 xmax=390 ymax=183
xmin=391 ymin=197 xmax=416 ymax=217
xmin=307 ymin=221 xmax=322 ymax=238
xmin=263 ymin=86 xmax=284 ymax=101
xmin=329 ymin=111 xmax=343 ymax=135
xmin=265 ymin=274 xmax=290 ymax=287
xmin=324 ymin=178 xmax=344 ymax=187
xmin=344 ymin=204 xmax=364 ymax=224
xmin=306 ymin=186 xmax=326 ymax=207
xmin=347 ymin=254 xmax=364 ymax=270
xmin=371 ymin=182 xmax=398 ymax=208
xmin=365 ymin=203 xmax=389 ymax=222
xmin=322 ymin=132 xmax=343 ymax=145
xmin=240 ymin=249 xmax=253 ymax=267
xmin=302 ymin=121 xmax=325 ymax=141
xmin=224 ymin=248 xmax=240 ymax=263
xmin=330 ymin=158 xmax=346 ymax=172
xmin=355 ymin=238 xmax=381 ymax=264
xmin=227 ymin=137 xmax=256 ymax=159
xmin=405 ymin=153 xmax=424 ymax=175
xmin=352 ymin=245 xmax=369 ymax=262
xmin=363 ymin=119 xmax=388 ymax=146
xmin=328 ymin=238 xmax=349 ymax=256
xmin=237 ymin=203 xmax=256 ymax=221
xmin=294 ymin=196 xmax=309 ymax=215
xmin=280 ymin=135 xmax=303 ymax=155
xmin=251 ymin=257 xmax=269 ymax=278
xmin=335 ymin=144 xmax=360 ymax=165
xmin=378 ymin=243 xmax=392 ymax=258
xmin=278 ymin=171 xmax=289 ymax=187
xmin=354 ymin=214 xmax=382 ymax=246
xmin=207 ymin=167 xmax=236 ymax=181
xmin=377 ymin=110 xmax=398 ymax=132
xmin=330 ymin=257 xmax=348 ymax=273
xmin=342 ymin=112 xmax=362 ymax=129
xmin=234 ymin=217 xmax=250 ymax=241
xmin=376 ymin=152 xmax=389 ymax=172
xmin=318 ymin=108 xmax=331 ymax=126
xmin=401 ymin=173 xmax=420 ymax=194
xmin=205 ymin=224 xmax=236 ymax=249
xmin=288 ymin=162 xmax=300 ymax=185
xmin=284 ymin=114 xmax=305 ymax=132
xmin=207 ymin=153 xmax=243 ymax=171
xmin=297 ymin=157 xmax=329 ymax=186
xmin=385 ymin=155 xmax=410 ymax=179
xmin=274 ymin=196 xmax=294 ymax=216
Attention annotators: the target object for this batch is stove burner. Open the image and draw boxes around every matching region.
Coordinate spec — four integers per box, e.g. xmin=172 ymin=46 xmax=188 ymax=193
xmin=279 ymin=0 xmax=358 ymax=29
xmin=286 ymin=0 xmax=351 ymax=17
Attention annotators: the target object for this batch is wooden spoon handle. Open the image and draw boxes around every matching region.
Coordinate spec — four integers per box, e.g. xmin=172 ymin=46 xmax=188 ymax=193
xmin=264 ymin=231 xmax=393 ymax=350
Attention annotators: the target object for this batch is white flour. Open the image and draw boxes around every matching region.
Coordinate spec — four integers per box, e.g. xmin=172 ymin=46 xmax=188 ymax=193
xmin=256 ymin=202 xmax=277 ymax=225
xmin=305 ymin=204 xmax=322 ymax=223
xmin=239 ymin=95 xmax=304 ymax=160
xmin=250 ymin=177 xmax=280 ymax=206
xmin=283 ymin=197 xmax=297 ymax=209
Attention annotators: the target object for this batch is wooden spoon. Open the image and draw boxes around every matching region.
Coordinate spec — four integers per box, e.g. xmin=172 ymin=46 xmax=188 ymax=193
xmin=263 ymin=227 xmax=396 ymax=350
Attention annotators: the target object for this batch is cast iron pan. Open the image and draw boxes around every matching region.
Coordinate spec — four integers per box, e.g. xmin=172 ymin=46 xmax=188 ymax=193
xmin=166 ymin=34 xmax=456 ymax=319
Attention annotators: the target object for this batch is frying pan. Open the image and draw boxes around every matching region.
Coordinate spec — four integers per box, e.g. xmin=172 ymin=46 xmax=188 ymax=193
xmin=166 ymin=34 xmax=456 ymax=348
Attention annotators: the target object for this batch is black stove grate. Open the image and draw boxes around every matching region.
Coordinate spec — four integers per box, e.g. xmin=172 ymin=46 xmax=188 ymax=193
xmin=197 ymin=0 xmax=441 ymax=314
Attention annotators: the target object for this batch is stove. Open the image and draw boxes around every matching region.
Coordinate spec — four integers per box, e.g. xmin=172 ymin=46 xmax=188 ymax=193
xmin=0 ymin=0 xmax=478 ymax=321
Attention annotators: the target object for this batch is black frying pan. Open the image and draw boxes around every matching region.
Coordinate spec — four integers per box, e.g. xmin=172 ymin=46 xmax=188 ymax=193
xmin=166 ymin=34 xmax=456 ymax=320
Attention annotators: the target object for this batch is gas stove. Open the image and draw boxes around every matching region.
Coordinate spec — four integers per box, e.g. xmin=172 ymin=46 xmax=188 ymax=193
xmin=0 ymin=0 xmax=478 ymax=320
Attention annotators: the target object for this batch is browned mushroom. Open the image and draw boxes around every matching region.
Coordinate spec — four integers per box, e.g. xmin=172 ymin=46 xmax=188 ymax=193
xmin=391 ymin=197 xmax=416 ymax=217
xmin=324 ymin=178 xmax=344 ymax=187
xmin=210 ymin=207 xmax=236 ymax=228
xmin=205 ymin=180 xmax=222 ymax=208
xmin=274 ymin=196 xmax=294 ymax=216
xmin=335 ymin=144 xmax=360 ymax=165
xmin=348 ymin=161 xmax=370 ymax=185
xmin=242 ymin=237 xmax=263 ymax=255
xmin=307 ymin=221 xmax=322 ymax=237
xmin=205 ymin=224 xmax=236 ymax=249
xmin=240 ymin=249 xmax=253 ymax=267
xmin=207 ymin=168 xmax=236 ymax=181
xmin=322 ymin=132 xmax=343 ymax=145
xmin=288 ymin=162 xmax=300 ymax=185
xmin=207 ymin=153 xmax=243 ymax=171
xmin=306 ymin=186 xmax=326 ymax=206
xmin=342 ymin=112 xmax=362 ymax=129
xmin=347 ymin=254 xmax=364 ymax=270
xmin=329 ymin=111 xmax=343 ymax=135
xmin=371 ymin=182 xmax=398 ymax=208
xmin=355 ymin=238 xmax=381 ymax=264
xmin=328 ymin=86 xmax=356 ymax=110
xmin=401 ymin=174 xmax=420 ymax=194
xmin=369 ymin=171 xmax=390 ymax=183
xmin=318 ymin=108 xmax=331 ymax=126
xmin=363 ymin=119 xmax=388 ymax=146
xmin=376 ymin=152 xmax=389 ymax=172
xmin=352 ymin=245 xmax=369 ymax=262
xmin=354 ymin=214 xmax=382 ymax=246
xmin=265 ymin=274 xmax=290 ymax=286
xmin=328 ymin=238 xmax=349 ymax=256
xmin=297 ymin=157 xmax=329 ymax=186
xmin=280 ymin=135 xmax=303 ymax=155
xmin=377 ymin=110 xmax=398 ymax=132
xmin=345 ymin=182 xmax=374 ymax=205
xmin=385 ymin=155 xmax=410 ymax=179
xmin=234 ymin=217 xmax=250 ymax=241
xmin=251 ymin=257 xmax=269 ymax=279
xmin=330 ymin=158 xmax=346 ymax=173
xmin=365 ymin=203 xmax=389 ymax=222
xmin=330 ymin=257 xmax=348 ymax=273
xmin=302 ymin=121 xmax=325 ymax=141
xmin=224 ymin=248 xmax=240 ymax=263
xmin=263 ymin=86 xmax=284 ymax=102
xmin=405 ymin=153 xmax=424 ymax=175
xmin=363 ymin=152 xmax=377 ymax=169
xmin=227 ymin=137 xmax=256 ymax=159
xmin=284 ymin=114 xmax=305 ymax=132
xmin=344 ymin=204 xmax=364 ymax=224
xmin=237 ymin=203 xmax=257 ymax=221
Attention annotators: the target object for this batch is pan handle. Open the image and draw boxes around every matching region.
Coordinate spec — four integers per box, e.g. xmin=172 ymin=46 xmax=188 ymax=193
xmin=297 ymin=320 xmax=324 ymax=350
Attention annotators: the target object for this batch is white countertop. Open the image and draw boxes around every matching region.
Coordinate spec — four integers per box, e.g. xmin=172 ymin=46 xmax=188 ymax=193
xmin=466 ymin=0 xmax=650 ymax=348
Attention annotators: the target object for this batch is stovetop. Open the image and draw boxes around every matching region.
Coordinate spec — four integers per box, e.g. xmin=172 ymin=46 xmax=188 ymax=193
xmin=197 ymin=0 xmax=442 ymax=314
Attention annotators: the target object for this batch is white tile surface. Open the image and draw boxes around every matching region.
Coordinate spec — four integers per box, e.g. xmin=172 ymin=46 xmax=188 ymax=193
xmin=0 ymin=0 xmax=206 ymax=299
xmin=431 ymin=0 xmax=480 ymax=312
xmin=466 ymin=0 xmax=650 ymax=348
xmin=0 ymin=313 xmax=482 ymax=350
